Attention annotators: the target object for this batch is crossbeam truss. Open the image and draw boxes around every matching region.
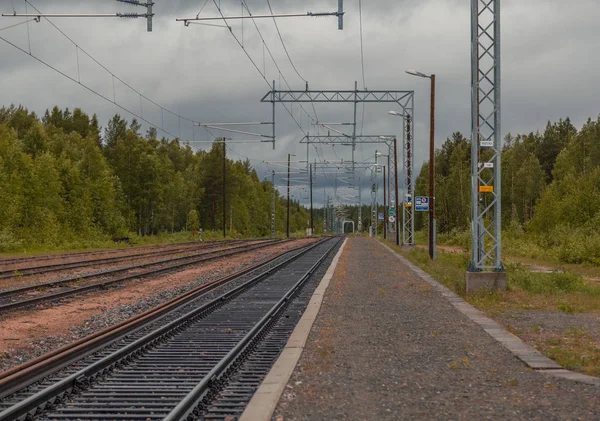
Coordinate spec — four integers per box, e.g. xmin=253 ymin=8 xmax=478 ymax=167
xmin=302 ymin=135 xmax=398 ymax=236
xmin=264 ymin=87 xmax=414 ymax=242
xmin=470 ymin=0 xmax=502 ymax=271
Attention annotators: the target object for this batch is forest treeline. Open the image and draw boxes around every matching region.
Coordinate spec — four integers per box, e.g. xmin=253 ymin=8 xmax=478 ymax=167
xmin=413 ymin=115 xmax=600 ymax=264
xmin=0 ymin=105 xmax=313 ymax=251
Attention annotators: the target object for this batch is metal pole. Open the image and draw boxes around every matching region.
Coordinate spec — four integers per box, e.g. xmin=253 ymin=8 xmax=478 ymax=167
xmin=429 ymin=74 xmax=436 ymax=260
xmin=146 ymin=0 xmax=153 ymax=32
xmin=358 ymin=176 xmax=362 ymax=233
xmin=272 ymin=80 xmax=276 ymax=150
xmin=324 ymin=189 xmax=327 ymax=233
xmin=352 ymin=81 xmax=358 ymax=171
xmin=394 ymin=137 xmax=400 ymax=246
xmin=494 ymin=0 xmax=502 ymax=268
xmin=271 ymin=170 xmax=275 ymax=237
xmin=387 ymin=154 xmax=391 ymax=238
xmin=471 ymin=0 xmax=479 ymax=268
xmin=223 ymin=139 xmax=226 ymax=238
xmin=310 ymin=163 xmax=314 ymax=235
xmin=402 ymin=137 xmax=406 ymax=245
xmin=287 ymin=153 xmax=291 ymax=238
xmin=383 ymin=165 xmax=387 ymax=240
xmin=407 ymin=114 xmax=414 ymax=245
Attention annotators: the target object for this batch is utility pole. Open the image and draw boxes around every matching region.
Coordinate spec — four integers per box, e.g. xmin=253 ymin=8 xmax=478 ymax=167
xmin=406 ymin=69 xmax=436 ymax=256
xmin=383 ymin=165 xmax=387 ymax=240
xmin=323 ymin=189 xmax=327 ymax=234
xmin=358 ymin=177 xmax=362 ymax=233
xmin=309 ymin=163 xmax=314 ymax=235
xmin=287 ymin=153 xmax=291 ymax=238
xmin=429 ymin=74 xmax=436 ymax=260
xmin=222 ymin=139 xmax=226 ymax=239
xmin=394 ymin=137 xmax=400 ymax=246
xmin=271 ymin=170 xmax=276 ymax=238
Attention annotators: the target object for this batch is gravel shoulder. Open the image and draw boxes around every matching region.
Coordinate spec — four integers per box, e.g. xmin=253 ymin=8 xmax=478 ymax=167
xmin=0 ymin=239 xmax=316 ymax=371
xmin=274 ymin=237 xmax=600 ymax=421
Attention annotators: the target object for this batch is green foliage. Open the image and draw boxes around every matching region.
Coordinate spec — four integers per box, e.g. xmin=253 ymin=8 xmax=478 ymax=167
xmin=414 ymin=114 xmax=600 ymax=266
xmin=0 ymin=105 xmax=313 ymax=252
xmin=507 ymin=265 xmax=597 ymax=296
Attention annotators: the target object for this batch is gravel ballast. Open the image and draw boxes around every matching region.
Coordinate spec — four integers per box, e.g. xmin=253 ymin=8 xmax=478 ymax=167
xmin=274 ymin=238 xmax=600 ymax=420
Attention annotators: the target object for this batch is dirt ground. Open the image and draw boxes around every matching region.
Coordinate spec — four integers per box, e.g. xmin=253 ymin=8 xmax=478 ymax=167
xmin=0 ymin=239 xmax=315 ymax=361
xmin=0 ymin=240 xmax=269 ymax=290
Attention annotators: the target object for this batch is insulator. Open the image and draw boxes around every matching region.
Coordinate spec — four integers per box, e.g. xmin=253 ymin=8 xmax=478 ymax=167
xmin=116 ymin=0 xmax=143 ymax=5
xmin=117 ymin=13 xmax=141 ymax=19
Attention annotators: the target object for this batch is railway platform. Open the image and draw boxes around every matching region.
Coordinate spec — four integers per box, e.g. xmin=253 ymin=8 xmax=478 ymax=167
xmin=243 ymin=237 xmax=600 ymax=421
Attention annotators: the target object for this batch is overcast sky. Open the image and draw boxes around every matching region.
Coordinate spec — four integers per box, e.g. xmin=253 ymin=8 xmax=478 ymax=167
xmin=1 ymin=0 xmax=599 ymax=207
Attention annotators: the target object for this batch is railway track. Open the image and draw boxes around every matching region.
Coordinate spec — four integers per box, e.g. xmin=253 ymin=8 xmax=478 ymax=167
xmin=0 ymin=236 xmax=342 ymax=421
xmin=0 ymin=239 xmax=262 ymax=279
xmin=0 ymin=239 xmax=287 ymax=313
xmin=0 ymin=238 xmax=267 ymax=267
xmin=0 ymin=240 xmax=216 ymax=266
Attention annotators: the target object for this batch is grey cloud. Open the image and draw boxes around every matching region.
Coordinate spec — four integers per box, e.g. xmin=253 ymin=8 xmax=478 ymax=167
xmin=1 ymin=0 xmax=599 ymax=208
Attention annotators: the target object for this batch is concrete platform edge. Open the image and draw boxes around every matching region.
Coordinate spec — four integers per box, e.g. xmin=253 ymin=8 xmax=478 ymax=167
xmin=380 ymin=241 xmax=600 ymax=387
xmin=239 ymin=238 xmax=349 ymax=421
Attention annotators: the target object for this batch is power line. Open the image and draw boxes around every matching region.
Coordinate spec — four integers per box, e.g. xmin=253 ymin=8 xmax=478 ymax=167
xmin=0 ymin=34 xmax=180 ymax=139
xmin=196 ymin=0 xmax=210 ymax=18
xmin=214 ymin=0 xmax=309 ymax=137
xmin=239 ymin=1 xmax=318 ymax=125
xmin=0 ymin=18 xmax=36 ymax=32
xmin=265 ymin=0 xmax=305 ymax=84
xmin=239 ymin=0 xmax=316 ymax=129
xmin=24 ymin=1 xmax=198 ymax=131
xmin=358 ymin=0 xmax=367 ymax=137
xmin=358 ymin=0 xmax=366 ymax=90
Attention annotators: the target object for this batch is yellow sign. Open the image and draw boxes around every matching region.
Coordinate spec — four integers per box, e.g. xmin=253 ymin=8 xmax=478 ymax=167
xmin=479 ymin=185 xmax=494 ymax=193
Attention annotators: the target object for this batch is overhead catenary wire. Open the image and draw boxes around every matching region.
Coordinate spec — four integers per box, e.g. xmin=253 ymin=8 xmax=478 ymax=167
xmin=196 ymin=0 xmax=211 ymax=18
xmin=0 ymin=18 xmax=36 ymax=32
xmin=358 ymin=0 xmax=367 ymax=164
xmin=3 ymin=1 xmax=257 ymax=148
xmin=211 ymin=0 xmax=307 ymax=137
xmin=237 ymin=1 xmax=318 ymax=128
xmin=24 ymin=1 xmax=198 ymax=129
xmin=0 ymin=34 xmax=180 ymax=140
xmin=265 ymin=0 xmax=306 ymax=84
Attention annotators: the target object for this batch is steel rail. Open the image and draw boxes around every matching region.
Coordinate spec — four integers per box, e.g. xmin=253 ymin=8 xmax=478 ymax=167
xmin=166 ymin=237 xmax=340 ymax=420
xmin=0 ymin=238 xmax=259 ymax=266
xmin=0 ymin=240 xmax=277 ymax=299
xmin=0 ymin=238 xmax=331 ymax=421
xmin=0 ymin=239 xmax=319 ymax=399
xmin=0 ymin=239 xmax=261 ymax=277
xmin=0 ymin=239 xmax=285 ymax=313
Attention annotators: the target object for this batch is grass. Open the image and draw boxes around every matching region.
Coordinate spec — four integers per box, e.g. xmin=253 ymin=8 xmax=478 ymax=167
xmin=536 ymin=326 xmax=600 ymax=377
xmin=384 ymin=240 xmax=600 ymax=377
xmin=0 ymin=229 xmax=300 ymax=258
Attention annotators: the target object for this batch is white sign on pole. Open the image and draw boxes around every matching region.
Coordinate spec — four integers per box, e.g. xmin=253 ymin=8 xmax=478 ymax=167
xmin=480 ymin=140 xmax=494 ymax=147
xmin=483 ymin=162 xmax=494 ymax=169
xmin=389 ymin=216 xmax=396 ymax=223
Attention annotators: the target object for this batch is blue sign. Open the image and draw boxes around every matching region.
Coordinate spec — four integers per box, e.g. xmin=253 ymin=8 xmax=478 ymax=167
xmin=378 ymin=212 xmax=385 ymax=221
xmin=415 ymin=196 xmax=429 ymax=212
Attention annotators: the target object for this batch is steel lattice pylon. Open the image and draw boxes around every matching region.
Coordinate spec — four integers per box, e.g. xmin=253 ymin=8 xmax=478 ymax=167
xmin=402 ymin=114 xmax=414 ymax=246
xmin=370 ymin=165 xmax=378 ymax=237
xmin=470 ymin=0 xmax=502 ymax=271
